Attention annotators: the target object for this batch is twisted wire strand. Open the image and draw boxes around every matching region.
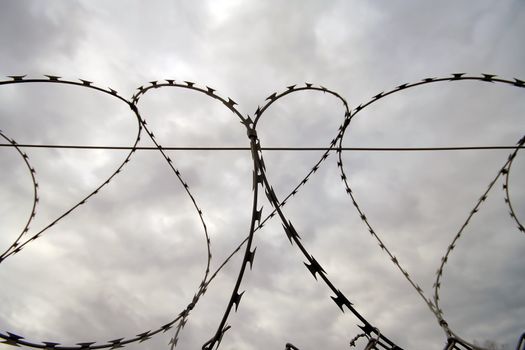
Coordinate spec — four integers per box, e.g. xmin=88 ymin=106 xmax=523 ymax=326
xmin=1 ymin=144 xmax=524 ymax=151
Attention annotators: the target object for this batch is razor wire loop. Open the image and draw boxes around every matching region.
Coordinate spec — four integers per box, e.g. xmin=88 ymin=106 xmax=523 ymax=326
xmin=131 ymin=81 xmax=262 ymax=350
xmin=251 ymin=83 xmax=403 ymax=350
xmin=130 ymin=79 xmax=254 ymax=349
xmin=337 ymin=73 xmax=525 ymax=350
xmin=0 ymin=76 xmax=141 ymax=264
xmin=0 ymin=76 xmax=213 ymax=349
xmin=0 ymin=73 xmax=523 ymax=350
xmin=433 ymin=136 xmax=524 ymax=346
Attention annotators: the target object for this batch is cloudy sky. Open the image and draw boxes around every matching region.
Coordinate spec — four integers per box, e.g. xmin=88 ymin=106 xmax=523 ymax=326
xmin=1 ymin=1 xmax=524 ymax=350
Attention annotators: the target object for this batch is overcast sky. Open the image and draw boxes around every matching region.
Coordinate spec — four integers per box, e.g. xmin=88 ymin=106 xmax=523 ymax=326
xmin=1 ymin=1 xmax=524 ymax=350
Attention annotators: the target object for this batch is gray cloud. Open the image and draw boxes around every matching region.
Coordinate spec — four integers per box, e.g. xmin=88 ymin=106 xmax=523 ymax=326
xmin=1 ymin=1 xmax=524 ymax=350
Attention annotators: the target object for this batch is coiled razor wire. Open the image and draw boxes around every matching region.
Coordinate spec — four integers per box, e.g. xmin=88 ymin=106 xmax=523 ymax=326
xmin=0 ymin=73 xmax=523 ymax=350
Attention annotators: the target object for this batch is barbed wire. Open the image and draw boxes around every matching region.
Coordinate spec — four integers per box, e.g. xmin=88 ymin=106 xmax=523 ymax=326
xmin=0 ymin=131 xmax=39 ymax=262
xmin=0 ymin=73 xmax=523 ymax=350
xmin=337 ymin=73 xmax=525 ymax=349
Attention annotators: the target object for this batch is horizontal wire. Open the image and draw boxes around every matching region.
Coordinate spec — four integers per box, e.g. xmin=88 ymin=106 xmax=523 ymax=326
xmin=0 ymin=143 xmax=524 ymax=152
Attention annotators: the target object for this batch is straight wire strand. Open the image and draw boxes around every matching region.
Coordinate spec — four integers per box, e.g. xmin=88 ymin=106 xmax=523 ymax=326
xmin=0 ymin=143 xmax=524 ymax=151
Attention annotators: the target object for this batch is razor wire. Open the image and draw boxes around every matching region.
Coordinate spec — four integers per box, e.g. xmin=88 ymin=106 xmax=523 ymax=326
xmin=0 ymin=73 xmax=523 ymax=350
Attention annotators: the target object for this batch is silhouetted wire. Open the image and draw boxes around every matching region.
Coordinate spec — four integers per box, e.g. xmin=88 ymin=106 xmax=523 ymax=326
xmin=252 ymin=83 xmax=403 ymax=350
xmin=516 ymin=333 xmax=525 ymax=350
xmin=0 ymin=131 xmax=39 ymax=260
xmin=0 ymin=77 xmax=192 ymax=350
xmin=503 ymin=137 xmax=525 ymax=235
xmin=336 ymin=73 xmax=524 ymax=349
xmin=1 ymin=144 xmax=524 ymax=151
xmin=130 ymin=79 xmax=256 ymax=350
xmin=1 ymin=73 xmax=523 ymax=350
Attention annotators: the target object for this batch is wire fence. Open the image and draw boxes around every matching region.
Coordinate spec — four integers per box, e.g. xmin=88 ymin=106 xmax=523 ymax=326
xmin=0 ymin=73 xmax=523 ymax=350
